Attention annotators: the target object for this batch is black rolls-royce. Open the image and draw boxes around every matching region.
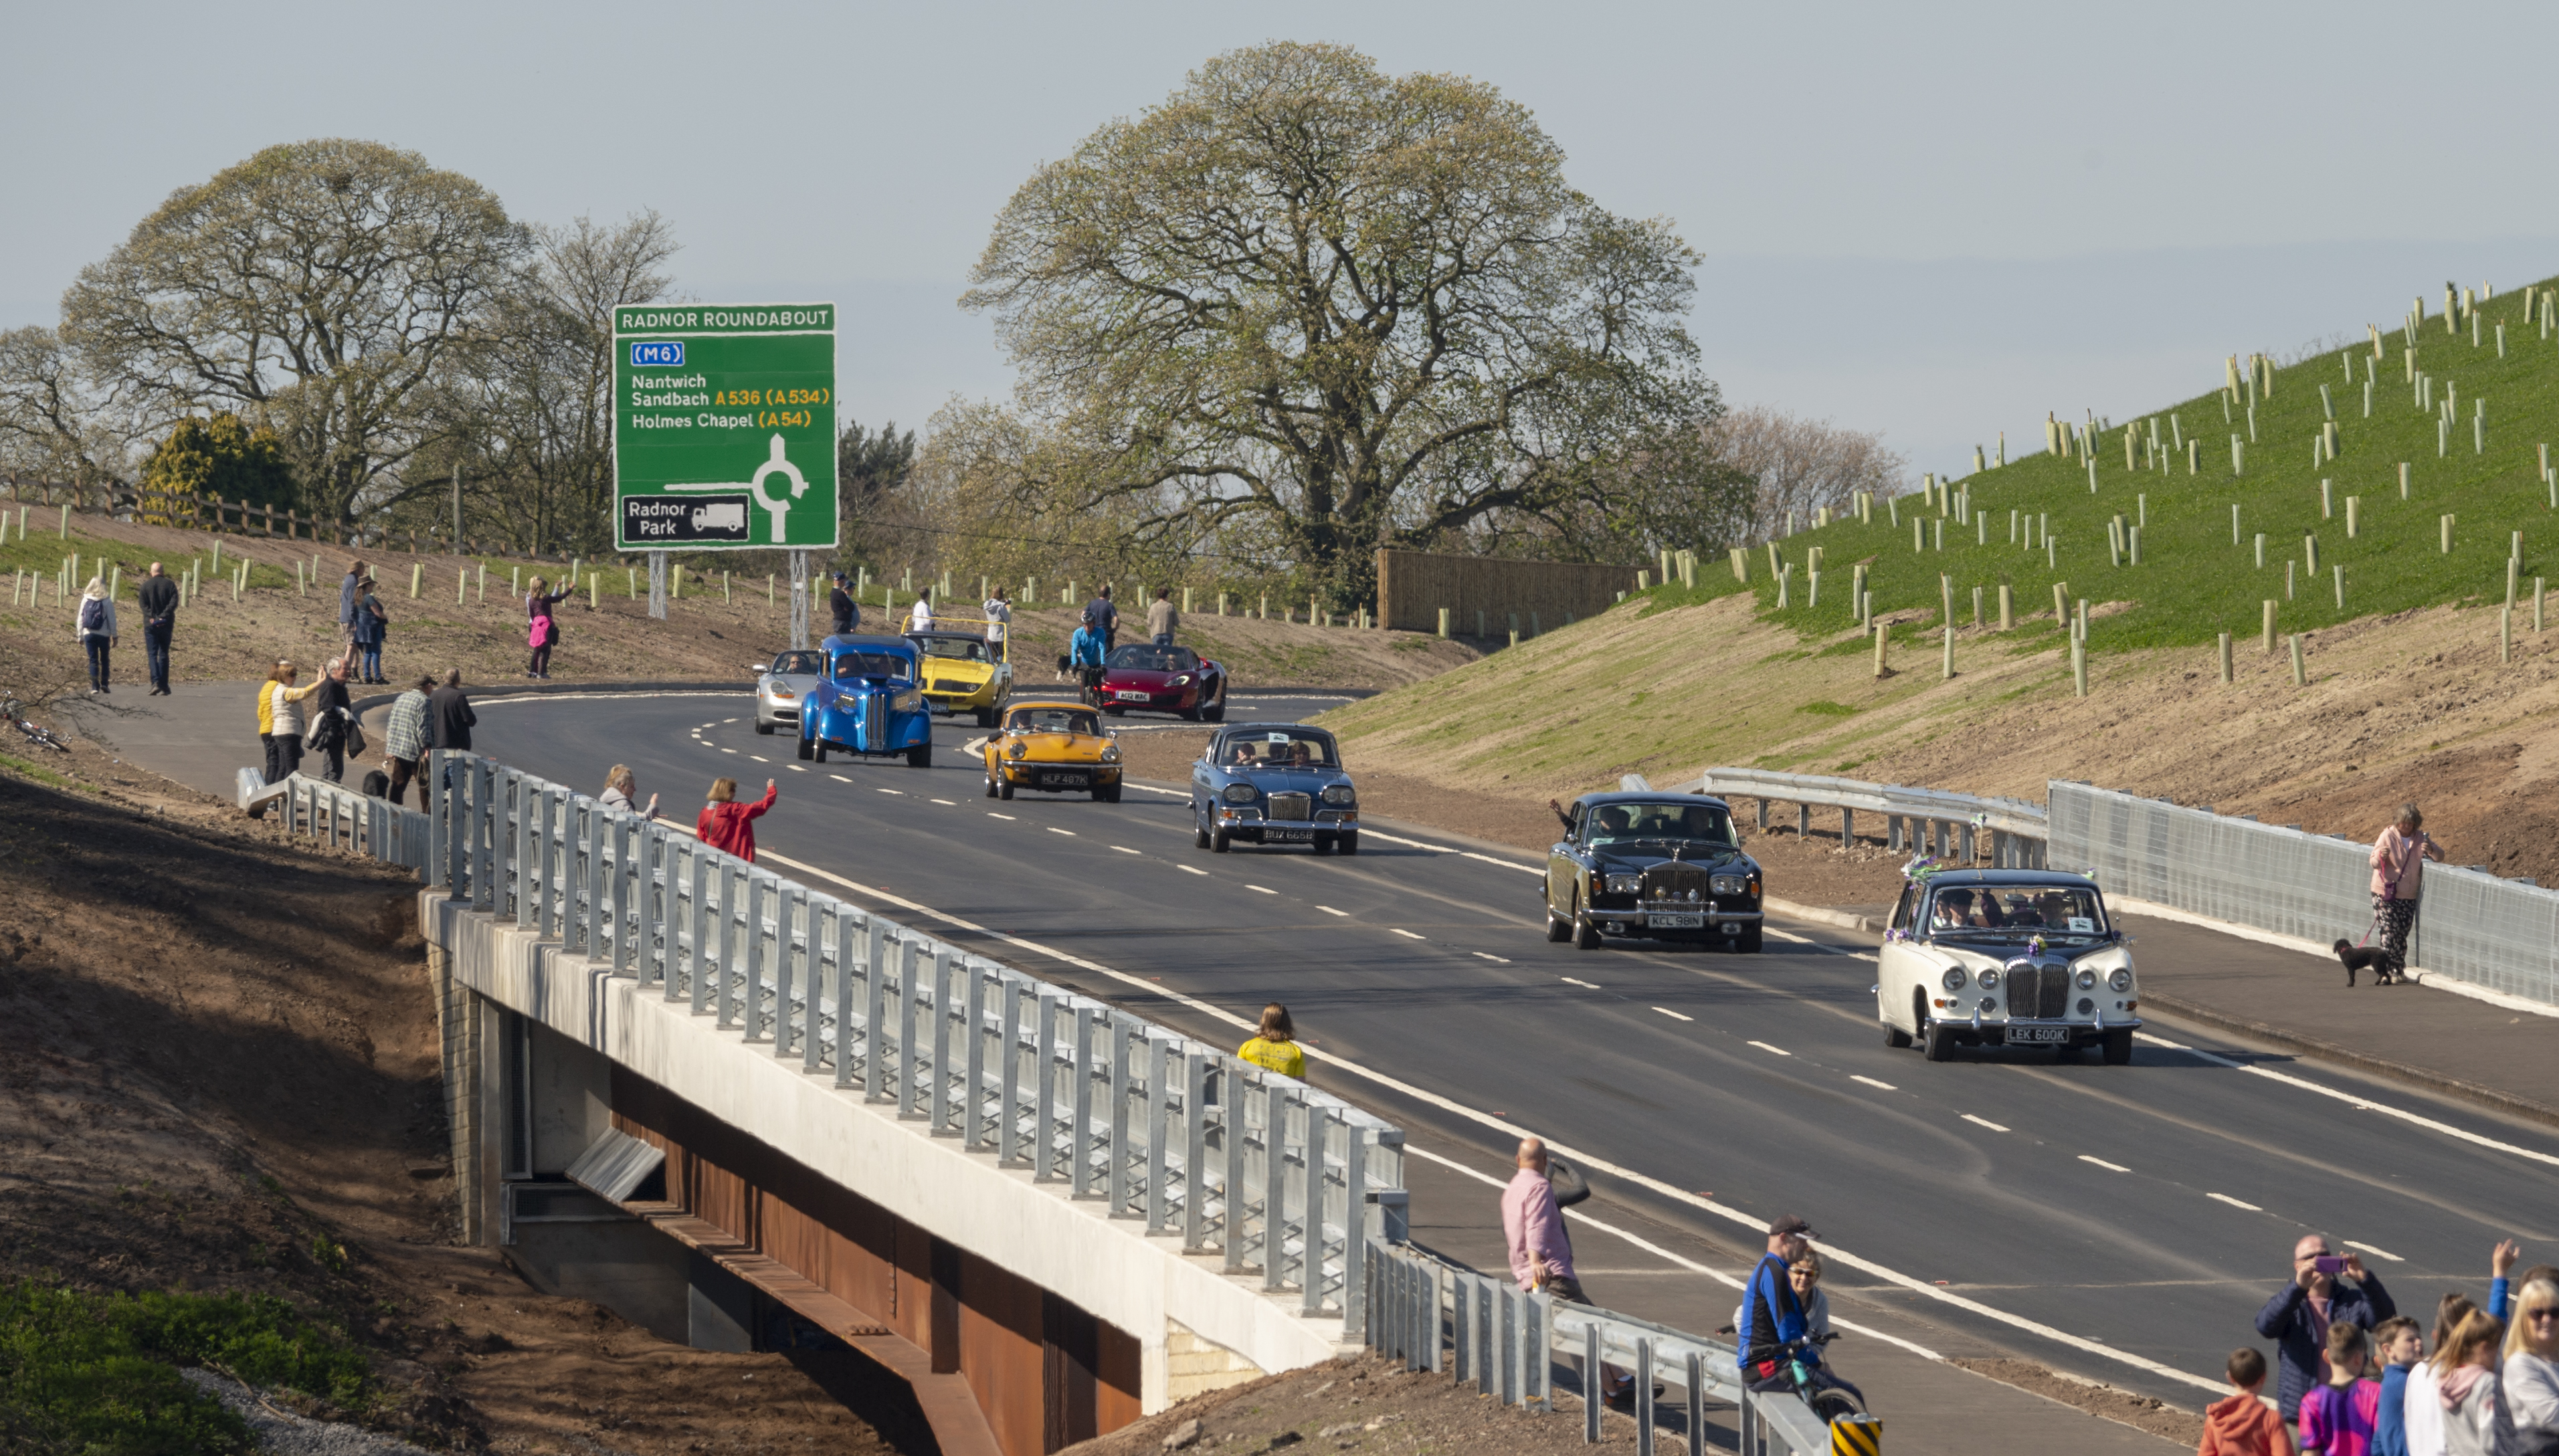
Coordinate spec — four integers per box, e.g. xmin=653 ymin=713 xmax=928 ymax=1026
xmin=1543 ymin=793 xmax=1764 ymax=952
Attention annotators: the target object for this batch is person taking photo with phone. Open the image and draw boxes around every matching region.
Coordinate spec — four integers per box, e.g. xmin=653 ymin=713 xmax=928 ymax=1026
xmin=2260 ymin=1234 xmax=2399 ymax=1421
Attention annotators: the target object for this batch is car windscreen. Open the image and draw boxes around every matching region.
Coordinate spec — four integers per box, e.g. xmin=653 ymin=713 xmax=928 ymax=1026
xmin=769 ymin=651 xmax=822 ymax=675
xmin=1217 ymin=729 xmax=1339 ymax=768
xmin=1931 ymin=885 xmax=2109 ymax=936
xmin=914 ymin=635 xmax=990 ymax=663
xmin=1108 ymin=645 xmax=1199 ymax=671
xmin=1582 ymin=801 xmax=1737 ymax=849
xmin=1008 ymin=708 xmax=1101 ymax=736
xmin=832 ymin=651 xmax=913 ymax=680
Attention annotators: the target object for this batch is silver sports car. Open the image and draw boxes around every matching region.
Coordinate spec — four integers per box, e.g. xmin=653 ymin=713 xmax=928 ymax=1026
xmin=753 ymin=649 xmax=825 ymax=735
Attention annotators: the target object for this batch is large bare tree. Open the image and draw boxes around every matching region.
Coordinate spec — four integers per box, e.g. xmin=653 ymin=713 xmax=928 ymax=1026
xmin=60 ymin=138 xmax=525 ymax=526
xmin=963 ymin=41 xmax=1736 ymax=604
xmin=0 ymin=326 xmax=128 ymax=495
xmin=1705 ymin=406 xmax=1910 ymax=542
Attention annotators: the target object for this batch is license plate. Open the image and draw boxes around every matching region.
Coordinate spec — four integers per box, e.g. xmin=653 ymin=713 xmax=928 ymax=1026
xmin=1649 ymin=914 xmax=1703 ymax=928
xmin=1113 ymin=690 xmax=1149 ymax=700
xmin=2008 ymin=1025 xmax=2068 ymax=1043
xmin=1046 ymin=772 xmax=1089 ymax=787
xmin=1262 ymin=827 xmax=1313 ymax=841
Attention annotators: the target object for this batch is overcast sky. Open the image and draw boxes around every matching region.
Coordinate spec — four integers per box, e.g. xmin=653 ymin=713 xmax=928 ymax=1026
xmin=8 ymin=1 xmax=2557 ymax=478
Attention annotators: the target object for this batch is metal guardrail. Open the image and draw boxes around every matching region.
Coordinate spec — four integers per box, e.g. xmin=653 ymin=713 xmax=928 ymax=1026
xmin=1678 ymin=766 xmax=2049 ymax=868
xmin=240 ymin=768 xmax=433 ymax=871
xmin=2052 ymin=781 xmax=2559 ymax=1007
xmin=1362 ymin=1240 xmax=1836 ymax=1456
xmin=331 ymin=750 xmax=1408 ymax=1326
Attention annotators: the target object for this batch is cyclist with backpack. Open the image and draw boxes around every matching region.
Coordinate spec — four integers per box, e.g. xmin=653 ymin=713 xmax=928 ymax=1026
xmin=74 ymin=577 xmax=118 ymax=694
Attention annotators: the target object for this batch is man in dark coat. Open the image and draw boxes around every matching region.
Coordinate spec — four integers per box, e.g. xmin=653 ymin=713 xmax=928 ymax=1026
xmin=2255 ymin=1233 xmax=2394 ymax=1419
xmin=828 ymin=571 xmax=858 ymax=635
xmin=428 ymin=669 xmax=476 ymax=753
xmin=136 ymin=562 xmax=179 ymax=695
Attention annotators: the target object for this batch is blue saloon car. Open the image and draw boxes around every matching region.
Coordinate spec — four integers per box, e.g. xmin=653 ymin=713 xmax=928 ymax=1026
xmin=1189 ymin=723 xmax=1361 ymax=854
xmin=797 ymin=635 xmax=936 ymax=768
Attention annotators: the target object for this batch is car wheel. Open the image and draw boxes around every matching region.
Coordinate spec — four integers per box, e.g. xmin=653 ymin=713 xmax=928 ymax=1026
xmin=1202 ymin=698 xmax=1225 ymax=723
xmin=1338 ymin=832 xmax=1359 ymax=855
xmin=756 ymin=720 xmax=775 ymax=736
xmin=983 ymin=774 xmax=998 ymax=799
xmin=1194 ymin=809 xmax=1211 ymax=848
xmin=2102 ymin=1028 xmax=2134 ymax=1065
xmin=1545 ymin=907 xmax=1572 ymax=942
xmin=797 ymin=733 xmax=814 ymax=761
xmin=1179 ymin=706 xmax=1200 ymax=722
xmin=814 ymin=741 xmax=828 ymax=763
xmin=1731 ymin=926 xmax=1763 ymax=954
xmin=1210 ymin=826 xmax=1230 ymax=853
xmin=998 ymin=778 xmax=1014 ymax=800
xmin=1883 ymin=1021 xmax=1913 ymax=1049
xmin=907 ymin=744 xmax=932 ymax=768
xmin=1923 ymin=1020 xmax=1958 ymax=1062
xmin=1572 ymin=894 xmax=1602 ymax=950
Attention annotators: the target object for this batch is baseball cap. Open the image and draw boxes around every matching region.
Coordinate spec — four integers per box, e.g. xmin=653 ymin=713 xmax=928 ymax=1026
xmin=1767 ymin=1214 xmax=1818 ymax=1239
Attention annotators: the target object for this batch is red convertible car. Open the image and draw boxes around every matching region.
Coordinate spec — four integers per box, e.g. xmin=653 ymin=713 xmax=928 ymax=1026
xmin=1099 ymin=643 xmax=1227 ymax=720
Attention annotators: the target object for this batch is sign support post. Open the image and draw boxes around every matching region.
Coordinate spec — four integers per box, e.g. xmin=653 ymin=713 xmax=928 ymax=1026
xmin=789 ymin=550 xmax=810 ymax=649
xmin=648 ymin=552 xmax=668 ymax=621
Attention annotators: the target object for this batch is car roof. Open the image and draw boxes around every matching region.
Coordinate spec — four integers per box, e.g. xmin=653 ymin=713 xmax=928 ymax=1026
xmin=1006 ymin=700 xmax=1095 ymax=713
xmin=822 ymin=634 xmax=915 ymax=653
xmin=1920 ymin=869 xmax=2099 ymax=890
xmin=1571 ymin=791 xmax=1734 ymax=811
xmin=1214 ymin=722 xmax=1333 ymax=738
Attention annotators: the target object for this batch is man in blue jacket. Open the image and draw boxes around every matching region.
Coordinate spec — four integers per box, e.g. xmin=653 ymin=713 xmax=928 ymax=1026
xmin=2255 ymin=1233 xmax=2394 ymax=1419
xmin=1069 ymin=621 xmax=1109 ymax=702
xmin=1738 ymin=1214 xmax=1815 ymax=1383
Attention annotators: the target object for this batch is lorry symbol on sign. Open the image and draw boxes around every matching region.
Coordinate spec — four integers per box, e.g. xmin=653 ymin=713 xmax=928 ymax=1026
xmin=690 ymin=502 xmax=746 ymax=534
xmin=663 ymin=433 xmax=810 ymax=544
xmin=629 ymin=341 xmax=684 ymax=368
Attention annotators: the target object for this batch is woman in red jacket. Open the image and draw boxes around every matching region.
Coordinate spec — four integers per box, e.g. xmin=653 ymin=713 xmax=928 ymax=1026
xmin=697 ymin=776 xmax=777 ymax=861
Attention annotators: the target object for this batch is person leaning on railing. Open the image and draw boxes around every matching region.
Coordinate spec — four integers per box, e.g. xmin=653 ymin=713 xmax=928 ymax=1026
xmin=2369 ymin=805 xmax=2444 ymax=982
xmin=1235 ymin=1003 xmax=1304 ymax=1079
xmin=383 ymin=675 xmax=435 ymax=810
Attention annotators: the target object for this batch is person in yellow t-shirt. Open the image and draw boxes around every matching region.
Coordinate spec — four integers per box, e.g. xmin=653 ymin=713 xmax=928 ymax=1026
xmin=1236 ymin=1003 xmax=1305 ymax=1080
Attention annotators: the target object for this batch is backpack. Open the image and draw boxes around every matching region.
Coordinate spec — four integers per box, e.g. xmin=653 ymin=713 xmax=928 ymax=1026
xmin=78 ymin=597 xmax=105 ymax=633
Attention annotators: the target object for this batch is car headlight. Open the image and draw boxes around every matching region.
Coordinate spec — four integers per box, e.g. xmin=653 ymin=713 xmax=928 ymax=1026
xmin=2076 ymin=968 xmax=2098 ymax=990
xmin=1008 ymin=742 xmax=1028 ymax=758
xmin=1101 ymin=744 xmax=1121 ymax=762
xmin=1222 ymin=783 xmax=1257 ymax=804
xmin=1977 ymin=967 xmax=2000 ymax=989
xmin=2108 ymin=968 xmax=2134 ymax=993
xmin=769 ymin=685 xmax=795 ymax=699
xmin=1710 ymin=873 xmax=1745 ymax=895
xmin=1321 ymin=784 xmax=1355 ymax=805
xmin=1169 ymin=674 xmax=1191 ymax=686
xmin=1604 ymin=873 xmax=1642 ymax=896
xmin=1941 ymin=967 xmax=1967 ymax=992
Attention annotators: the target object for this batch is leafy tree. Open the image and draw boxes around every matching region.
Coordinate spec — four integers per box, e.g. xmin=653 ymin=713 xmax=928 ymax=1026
xmin=60 ymin=138 xmax=525 ymax=528
xmin=836 ymin=419 xmax=916 ymax=566
xmin=963 ymin=41 xmax=1739 ymax=605
xmin=138 ymin=412 xmax=298 ymax=518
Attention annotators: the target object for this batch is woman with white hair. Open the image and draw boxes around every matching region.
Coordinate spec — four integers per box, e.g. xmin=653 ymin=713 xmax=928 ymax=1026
xmin=74 ymin=577 xmax=118 ymax=694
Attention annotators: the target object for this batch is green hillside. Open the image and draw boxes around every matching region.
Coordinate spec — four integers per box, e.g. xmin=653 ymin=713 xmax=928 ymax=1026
xmin=1640 ymin=275 xmax=2559 ymax=657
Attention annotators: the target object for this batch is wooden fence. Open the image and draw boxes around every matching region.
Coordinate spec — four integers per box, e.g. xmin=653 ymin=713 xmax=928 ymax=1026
xmin=1374 ymin=548 xmax=1642 ymax=637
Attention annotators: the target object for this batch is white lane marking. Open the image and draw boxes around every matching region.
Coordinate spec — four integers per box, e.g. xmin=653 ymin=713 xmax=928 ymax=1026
xmin=931 ymin=798 xmax=956 ymax=806
xmin=1047 ymin=827 xmax=1076 ymax=837
xmin=2079 ymin=1156 xmax=2130 ymax=1173
xmin=741 ymin=845 xmax=2224 ymax=1396
xmin=2347 ymin=1241 xmax=2404 ymax=1262
xmin=1246 ymin=884 xmax=1276 ymax=895
xmin=1845 ymin=951 xmax=1879 ymax=962
xmin=1961 ymin=1114 xmax=2010 ymax=1132
xmin=1561 ymin=976 xmax=1601 ymax=989
xmin=1475 ymin=952 xmax=1512 ymax=964
xmin=2208 ymin=1192 xmax=2263 ymax=1211
xmin=2136 ymin=1031 xmax=2559 ymax=1170
xmin=877 ymin=788 xmax=903 ymax=795
xmin=702 ymin=740 xmax=717 ymax=746
xmin=1654 ymin=1007 xmax=1695 ymax=1022
xmin=1390 ymin=928 xmax=1425 ymax=940
xmin=1747 ymin=1040 xmax=1791 ymax=1056
xmin=724 ymin=718 xmax=737 ymax=722
xmin=987 ymin=812 xmax=1016 ymax=820
xmin=1112 ymin=845 xmax=1141 ymax=855
xmin=1347 ymin=827 xmax=1541 ymax=875
xmin=1766 ymin=928 xmax=1816 ymax=944
xmin=749 ymin=755 xmax=769 ymax=762
xmin=1405 ymin=1145 xmax=1946 ymax=1363
xmin=1179 ymin=865 xmax=1208 ymax=876
xmin=722 ymin=748 xmax=738 ymax=754
xmin=1317 ymin=906 xmax=1347 ymax=916
xmin=1851 ymin=1075 xmax=1897 ymax=1091
xmin=830 ymin=774 xmax=852 ymax=783
xmin=788 ymin=764 xmax=805 ymax=772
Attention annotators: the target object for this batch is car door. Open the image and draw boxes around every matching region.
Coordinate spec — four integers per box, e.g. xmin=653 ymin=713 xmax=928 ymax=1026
xmin=1879 ymin=881 xmax=1921 ymax=1028
xmin=1545 ymin=804 xmax=1584 ymax=917
xmin=1190 ymin=734 xmax=1221 ymax=826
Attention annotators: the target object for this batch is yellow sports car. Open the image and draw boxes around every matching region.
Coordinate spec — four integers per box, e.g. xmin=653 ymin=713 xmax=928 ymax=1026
xmin=909 ymin=629 xmax=1010 ymax=727
xmin=981 ymin=700 xmax=1123 ymax=802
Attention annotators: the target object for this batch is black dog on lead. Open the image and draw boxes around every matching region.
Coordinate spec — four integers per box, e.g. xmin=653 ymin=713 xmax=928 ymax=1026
xmin=2332 ymin=939 xmax=2400 ymax=987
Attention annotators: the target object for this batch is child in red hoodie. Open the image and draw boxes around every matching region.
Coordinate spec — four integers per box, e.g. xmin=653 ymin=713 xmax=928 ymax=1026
xmin=697 ymin=776 xmax=777 ymax=861
xmin=2204 ymin=1347 xmax=2299 ymax=1455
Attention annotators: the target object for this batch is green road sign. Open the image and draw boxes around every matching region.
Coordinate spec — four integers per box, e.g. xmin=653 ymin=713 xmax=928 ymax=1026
xmin=612 ymin=303 xmax=837 ymax=550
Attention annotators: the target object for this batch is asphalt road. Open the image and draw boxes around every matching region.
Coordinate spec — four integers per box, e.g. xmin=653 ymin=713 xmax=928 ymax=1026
xmin=466 ymin=688 xmax=2559 ymax=1412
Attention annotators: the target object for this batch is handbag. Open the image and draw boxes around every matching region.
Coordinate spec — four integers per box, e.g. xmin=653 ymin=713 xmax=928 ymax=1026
xmin=343 ymin=716 xmax=368 ymax=759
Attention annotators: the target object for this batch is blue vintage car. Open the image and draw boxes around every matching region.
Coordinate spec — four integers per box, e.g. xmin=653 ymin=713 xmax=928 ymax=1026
xmin=797 ymin=635 xmax=936 ymax=768
xmin=1188 ymin=723 xmax=1360 ymax=854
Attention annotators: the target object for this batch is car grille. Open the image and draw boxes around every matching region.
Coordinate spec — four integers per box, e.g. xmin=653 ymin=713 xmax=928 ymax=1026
xmin=2008 ymin=964 xmax=2070 ymax=1018
xmin=1268 ymin=792 xmax=1313 ymax=822
xmin=1643 ymin=865 xmax=1711 ymax=902
xmin=864 ymin=695 xmax=885 ymax=747
xmin=932 ymin=678 xmax=972 ymax=694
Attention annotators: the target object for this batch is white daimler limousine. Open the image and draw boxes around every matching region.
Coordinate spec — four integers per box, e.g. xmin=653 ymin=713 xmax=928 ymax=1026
xmin=1875 ymin=867 xmax=2140 ymax=1065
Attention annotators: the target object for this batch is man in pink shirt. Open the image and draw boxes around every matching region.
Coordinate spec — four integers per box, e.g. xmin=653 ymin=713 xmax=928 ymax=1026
xmin=1501 ymin=1138 xmax=1631 ymax=1403
xmin=2368 ymin=803 xmax=2442 ymax=983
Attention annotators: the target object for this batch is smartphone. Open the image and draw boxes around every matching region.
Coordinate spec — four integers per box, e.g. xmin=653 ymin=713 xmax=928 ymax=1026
xmin=2314 ymin=1256 xmax=2349 ymax=1275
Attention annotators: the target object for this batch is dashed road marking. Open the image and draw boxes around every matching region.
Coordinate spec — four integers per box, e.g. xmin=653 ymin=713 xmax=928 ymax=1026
xmin=877 ymin=788 xmax=903 ymax=795
xmin=830 ymin=774 xmax=852 ymax=783
xmin=2079 ymin=1156 xmax=2130 ymax=1173
xmin=2137 ymin=1030 xmax=2559 ymax=1170
xmin=1653 ymin=1007 xmax=1694 ymax=1022
xmin=2347 ymin=1241 xmax=2404 ymax=1262
xmin=931 ymin=799 xmax=956 ymax=806
xmin=1561 ymin=976 xmax=1600 ymax=988
xmin=787 ymin=765 xmax=805 ymax=772
xmin=1179 ymin=865 xmax=1208 ymax=876
xmin=1047 ymin=827 xmax=1076 ymax=837
xmin=1961 ymin=1114 xmax=2010 ymax=1132
xmin=750 ymin=755 xmax=769 ymax=762
xmin=1317 ymin=906 xmax=1347 ymax=916
xmin=722 ymin=748 xmax=738 ymax=754
xmin=2207 ymin=1192 xmax=2262 ymax=1211
xmin=1246 ymin=885 xmax=1276 ymax=895
xmin=1851 ymin=1075 xmax=1896 ymax=1091
xmin=1111 ymin=845 xmax=1141 ymax=855
xmin=1390 ymin=928 xmax=1425 ymax=940
xmin=1747 ymin=1041 xmax=1792 ymax=1056
xmin=1473 ymin=952 xmax=1511 ymax=964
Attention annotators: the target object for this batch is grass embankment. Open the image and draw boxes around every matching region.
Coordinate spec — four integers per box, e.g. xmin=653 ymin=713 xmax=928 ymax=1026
xmin=1654 ymin=276 xmax=2559 ymax=655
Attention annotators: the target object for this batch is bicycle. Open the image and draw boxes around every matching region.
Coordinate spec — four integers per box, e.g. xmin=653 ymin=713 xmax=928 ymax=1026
xmin=2 ymin=694 xmax=69 ymax=753
xmin=1754 ymin=1331 xmax=1866 ymax=1425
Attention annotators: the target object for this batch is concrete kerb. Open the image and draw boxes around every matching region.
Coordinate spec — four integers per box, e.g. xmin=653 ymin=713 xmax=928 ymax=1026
xmin=421 ymin=887 xmax=1348 ymax=1413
